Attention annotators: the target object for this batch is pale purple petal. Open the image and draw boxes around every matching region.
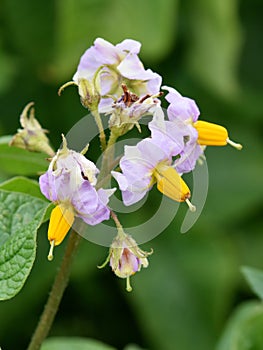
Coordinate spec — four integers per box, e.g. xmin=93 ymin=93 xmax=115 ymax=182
xmin=119 ymin=250 xmax=140 ymax=274
xmin=72 ymin=182 xmax=112 ymax=225
xmin=98 ymin=97 xmax=115 ymax=114
xmin=146 ymin=72 xmax=162 ymax=94
xmin=71 ymin=181 xmax=99 ymax=214
xmin=97 ymin=188 xmax=116 ymax=205
xmin=149 ymin=110 xmax=185 ymax=157
xmin=119 ymin=157 xmax=151 ymax=182
xmin=111 ymin=172 xmax=129 ymax=191
xmin=39 ymin=170 xmax=73 ymax=202
xmin=39 ymin=172 xmax=57 ymax=202
xmin=74 ymin=38 xmax=119 ymax=81
xmin=112 ymin=171 xmax=151 ymax=206
xmin=80 ymin=203 xmax=110 ymax=225
xmin=174 ymin=143 xmax=204 ymax=174
xmin=137 ymin=139 xmax=170 ymax=166
xmin=129 ymin=255 xmax=140 ymax=273
xmin=89 ymin=38 xmax=119 ymax=65
xmin=162 ymin=86 xmax=182 ymax=103
xmin=117 ymin=55 xmax=162 ymax=93
xmin=98 ymin=67 xmax=119 ymax=95
xmin=75 ymin=47 xmax=101 ymax=79
xmin=163 ymin=85 xmax=200 ymax=122
xmin=121 ymin=186 xmax=149 ymax=206
xmin=118 ymin=54 xmax=154 ymax=80
xmin=74 ymin=40 xmax=118 ymax=81
xmin=115 ymin=39 xmax=141 ymax=54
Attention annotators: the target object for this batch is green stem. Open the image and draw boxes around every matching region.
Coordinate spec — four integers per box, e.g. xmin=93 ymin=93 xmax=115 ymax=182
xmin=91 ymin=109 xmax=107 ymax=151
xmin=27 ymin=231 xmax=82 ymax=350
xmin=96 ymin=131 xmax=119 ymax=189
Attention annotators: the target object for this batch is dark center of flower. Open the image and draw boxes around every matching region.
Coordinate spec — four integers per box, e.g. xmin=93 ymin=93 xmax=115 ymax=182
xmin=118 ymin=84 xmax=139 ymax=107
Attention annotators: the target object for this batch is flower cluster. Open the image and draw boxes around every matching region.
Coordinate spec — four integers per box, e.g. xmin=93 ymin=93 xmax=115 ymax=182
xmin=11 ymin=38 xmax=242 ymax=291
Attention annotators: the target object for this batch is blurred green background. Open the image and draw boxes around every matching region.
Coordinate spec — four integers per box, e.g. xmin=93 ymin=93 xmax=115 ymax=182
xmin=0 ymin=0 xmax=263 ymax=349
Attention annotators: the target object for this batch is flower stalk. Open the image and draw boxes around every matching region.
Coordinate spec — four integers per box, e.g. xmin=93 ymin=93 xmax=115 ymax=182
xmin=91 ymin=108 xmax=107 ymax=151
xmin=27 ymin=230 xmax=82 ymax=350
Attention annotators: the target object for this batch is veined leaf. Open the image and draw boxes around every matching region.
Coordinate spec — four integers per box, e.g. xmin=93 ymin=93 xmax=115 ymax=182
xmin=0 ymin=189 xmax=49 ymax=300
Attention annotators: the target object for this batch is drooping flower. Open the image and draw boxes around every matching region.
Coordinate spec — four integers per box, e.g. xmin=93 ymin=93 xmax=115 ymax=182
xmin=60 ymin=38 xmax=162 ymax=112
xmin=10 ymin=102 xmax=54 ymax=157
xmin=99 ymin=229 xmax=151 ymax=292
xmin=39 ymin=135 xmax=115 ymax=260
xmin=160 ymin=86 xmax=242 ymax=173
xmin=111 ymin=135 xmax=196 ymax=211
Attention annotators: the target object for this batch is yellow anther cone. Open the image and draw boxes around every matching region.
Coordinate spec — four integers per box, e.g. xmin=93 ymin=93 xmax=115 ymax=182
xmin=47 ymin=205 xmax=75 ymax=260
xmin=155 ymin=166 xmax=191 ymax=202
xmin=194 ymin=120 xmax=228 ymax=146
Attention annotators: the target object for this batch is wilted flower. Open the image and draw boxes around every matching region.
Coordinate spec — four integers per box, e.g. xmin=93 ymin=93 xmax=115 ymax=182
xmin=100 ymin=229 xmax=151 ymax=292
xmin=108 ymin=84 xmax=161 ymax=136
xmin=39 ymin=135 xmax=115 ymax=260
xmin=60 ymin=38 xmax=162 ymax=112
xmin=10 ymin=102 xmax=54 ymax=156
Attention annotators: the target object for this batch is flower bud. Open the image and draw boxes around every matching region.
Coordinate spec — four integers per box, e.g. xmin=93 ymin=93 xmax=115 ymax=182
xmin=10 ymin=102 xmax=54 ymax=156
xmin=100 ymin=232 xmax=151 ymax=292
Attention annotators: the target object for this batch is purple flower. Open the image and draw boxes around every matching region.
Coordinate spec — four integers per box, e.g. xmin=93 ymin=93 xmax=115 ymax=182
xmin=100 ymin=232 xmax=151 ymax=292
xmin=112 ymin=135 xmax=195 ymax=210
xmin=159 ymin=86 xmax=204 ymax=173
xmin=39 ymin=136 xmax=115 ymax=259
xmin=112 ymin=138 xmax=172 ymax=205
xmin=72 ymin=38 xmax=162 ymax=112
xmin=40 ymin=136 xmax=114 ymax=226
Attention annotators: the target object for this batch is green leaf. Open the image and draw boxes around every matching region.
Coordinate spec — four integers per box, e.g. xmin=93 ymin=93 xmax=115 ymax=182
xmin=0 ymin=176 xmax=53 ymax=223
xmin=41 ymin=337 xmax=117 ymax=350
xmin=0 ymin=176 xmax=45 ymax=199
xmin=0 ymin=136 xmax=49 ymax=176
xmin=216 ymin=302 xmax=263 ymax=350
xmin=0 ymin=190 xmax=49 ymax=300
xmin=242 ymin=266 xmax=263 ymax=300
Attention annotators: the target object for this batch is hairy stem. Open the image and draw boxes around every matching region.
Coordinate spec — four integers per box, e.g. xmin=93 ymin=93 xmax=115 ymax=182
xmin=91 ymin=109 xmax=107 ymax=151
xmin=27 ymin=231 xmax=82 ymax=350
xmin=96 ymin=130 xmax=119 ymax=189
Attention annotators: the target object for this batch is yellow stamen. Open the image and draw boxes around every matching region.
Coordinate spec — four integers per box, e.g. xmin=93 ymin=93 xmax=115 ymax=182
xmin=47 ymin=205 xmax=74 ymax=260
xmin=194 ymin=120 xmax=228 ymax=146
xmin=155 ymin=166 xmax=191 ymax=202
